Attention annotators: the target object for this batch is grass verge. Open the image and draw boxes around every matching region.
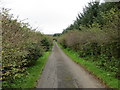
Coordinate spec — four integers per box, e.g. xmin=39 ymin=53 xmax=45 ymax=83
xmin=58 ymin=43 xmax=119 ymax=88
xmin=11 ymin=51 xmax=50 ymax=88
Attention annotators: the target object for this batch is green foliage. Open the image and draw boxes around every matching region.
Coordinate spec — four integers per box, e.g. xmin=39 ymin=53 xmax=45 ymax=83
xmin=1 ymin=8 xmax=52 ymax=88
xmin=41 ymin=37 xmax=52 ymax=51
xmin=25 ymin=43 xmax=43 ymax=66
xmin=53 ymin=33 xmax=61 ymax=37
xmin=64 ymin=2 xmax=120 ymax=32
xmin=58 ymin=44 xmax=119 ymax=88
xmin=59 ymin=1 xmax=120 ymax=83
xmin=59 ymin=29 xmax=119 ymax=79
xmin=3 ymin=52 xmax=50 ymax=88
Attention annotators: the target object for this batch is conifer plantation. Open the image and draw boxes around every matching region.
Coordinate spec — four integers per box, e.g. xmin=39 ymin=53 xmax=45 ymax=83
xmin=58 ymin=2 xmax=119 ymax=81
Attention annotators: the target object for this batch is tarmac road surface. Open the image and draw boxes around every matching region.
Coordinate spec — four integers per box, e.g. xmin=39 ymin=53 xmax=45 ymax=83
xmin=36 ymin=42 xmax=105 ymax=88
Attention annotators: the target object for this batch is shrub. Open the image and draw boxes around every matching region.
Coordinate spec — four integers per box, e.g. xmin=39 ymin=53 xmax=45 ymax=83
xmin=58 ymin=27 xmax=119 ymax=79
xmin=1 ymin=8 xmax=52 ymax=87
xmin=41 ymin=37 xmax=52 ymax=51
xmin=25 ymin=43 xmax=43 ymax=66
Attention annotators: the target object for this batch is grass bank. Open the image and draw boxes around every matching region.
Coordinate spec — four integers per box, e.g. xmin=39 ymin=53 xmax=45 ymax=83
xmin=58 ymin=44 xmax=119 ymax=88
xmin=10 ymin=51 xmax=50 ymax=88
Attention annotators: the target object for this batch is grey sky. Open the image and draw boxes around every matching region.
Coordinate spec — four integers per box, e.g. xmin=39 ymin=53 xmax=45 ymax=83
xmin=2 ymin=0 xmax=102 ymax=34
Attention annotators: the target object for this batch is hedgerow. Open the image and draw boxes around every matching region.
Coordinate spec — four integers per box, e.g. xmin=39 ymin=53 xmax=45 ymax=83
xmin=1 ymin=8 xmax=52 ymax=87
xmin=58 ymin=2 xmax=120 ymax=79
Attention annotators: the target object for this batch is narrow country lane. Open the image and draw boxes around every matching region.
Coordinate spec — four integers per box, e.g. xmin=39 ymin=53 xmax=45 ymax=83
xmin=36 ymin=42 xmax=105 ymax=88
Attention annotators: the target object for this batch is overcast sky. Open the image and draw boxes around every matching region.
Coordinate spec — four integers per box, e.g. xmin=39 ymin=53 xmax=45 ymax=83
xmin=2 ymin=0 xmax=102 ymax=34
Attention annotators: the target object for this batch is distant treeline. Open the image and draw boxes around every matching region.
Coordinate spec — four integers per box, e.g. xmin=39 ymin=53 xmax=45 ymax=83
xmin=1 ymin=8 xmax=53 ymax=87
xmin=58 ymin=2 xmax=120 ymax=79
